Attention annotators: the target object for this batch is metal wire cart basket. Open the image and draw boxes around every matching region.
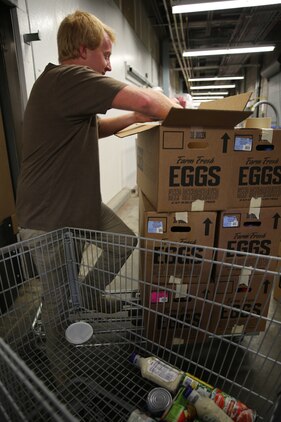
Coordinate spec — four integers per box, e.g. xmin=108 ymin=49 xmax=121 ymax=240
xmin=0 ymin=227 xmax=281 ymax=421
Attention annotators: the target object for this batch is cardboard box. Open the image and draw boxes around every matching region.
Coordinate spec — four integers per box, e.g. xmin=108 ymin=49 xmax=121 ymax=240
xmin=142 ymin=296 xmax=213 ymax=346
xmin=273 ymin=275 xmax=281 ymax=301
xmin=210 ymin=273 xmax=274 ymax=335
xmin=215 ymin=207 xmax=281 ymax=276
xmin=117 ymin=93 xmax=252 ymax=212
xmin=0 ymin=112 xmax=15 ymax=225
xmin=226 ymin=127 xmax=281 ymax=209
xmin=139 ymin=192 xmax=216 ymax=345
xmin=139 ymin=191 xmax=217 ymax=283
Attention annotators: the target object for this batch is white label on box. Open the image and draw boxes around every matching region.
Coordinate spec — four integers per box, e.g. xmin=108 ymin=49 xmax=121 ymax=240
xmin=234 ymin=136 xmax=253 ymax=151
xmin=147 ymin=220 xmax=163 ymax=234
xmin=223 ymin=215 xmax=239 ymax=228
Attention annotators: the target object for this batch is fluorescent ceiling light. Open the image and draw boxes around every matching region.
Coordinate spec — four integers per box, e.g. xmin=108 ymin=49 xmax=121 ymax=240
xmin=192 ymin=96 xmax=225 ymax=99
xmin=190 ymin=84 xmax=235 ymax=89
xmin=173 ymin=1 xmax=281 ymax=14
xmin=188 ymin=76 xmax=244 ymax=81
xmin=183 ymin=46 xmax=275 ymax=57
xmin=192 ymin=91 xmax=229 ymax=95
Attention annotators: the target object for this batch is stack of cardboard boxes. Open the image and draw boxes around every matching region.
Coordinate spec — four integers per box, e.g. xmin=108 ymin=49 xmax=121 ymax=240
xmin=118 ymin=93 xmax=281 ymax=344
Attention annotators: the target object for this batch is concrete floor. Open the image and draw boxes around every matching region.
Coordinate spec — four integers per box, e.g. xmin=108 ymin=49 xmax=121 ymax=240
xmin=115 ymin=193 xmax=139 ymax=235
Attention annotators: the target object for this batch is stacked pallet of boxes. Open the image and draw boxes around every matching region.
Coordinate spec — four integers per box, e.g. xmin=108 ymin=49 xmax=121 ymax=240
xmin=211 ymin=117 xmax=281 ymax=335
xmin=118 ymin=93 xmax=281 ymax=344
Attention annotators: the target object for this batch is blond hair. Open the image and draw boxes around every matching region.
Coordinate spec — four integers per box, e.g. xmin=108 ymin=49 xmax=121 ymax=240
xmin=57 ymin=10 xmax=115 ymax=62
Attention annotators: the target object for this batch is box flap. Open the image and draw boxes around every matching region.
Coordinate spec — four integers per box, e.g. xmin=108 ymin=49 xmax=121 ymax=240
xmin=116 ymin=92 xmax=253 ymax=137
xmin=199 ymin=92 xmax=253 ymax=111
xmin=116 ymin=121 xmax=161 ymax=138
xmin=162 ymin=108 xmax=251 ymax=128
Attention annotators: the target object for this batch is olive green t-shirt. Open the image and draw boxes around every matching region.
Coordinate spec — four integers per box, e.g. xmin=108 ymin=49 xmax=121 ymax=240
xmin=16 ymin=63 xmax=127 ymax=231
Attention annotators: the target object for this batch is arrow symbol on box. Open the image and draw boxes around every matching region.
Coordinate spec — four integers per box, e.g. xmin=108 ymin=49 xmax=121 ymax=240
xmin=221 ymin=133 xmax=230 ymax=153
xmin=203 ymin=218 xmax=212 ymax=236
xmin=273 ymin=213 xmax=281 ymax=229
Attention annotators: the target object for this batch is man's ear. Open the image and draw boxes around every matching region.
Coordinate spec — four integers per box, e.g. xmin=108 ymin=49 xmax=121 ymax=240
xmin=79 ymin=45 xmax=87 ymax=60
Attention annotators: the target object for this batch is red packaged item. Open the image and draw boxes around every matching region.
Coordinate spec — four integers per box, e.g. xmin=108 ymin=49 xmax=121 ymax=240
xmin=211 ymin=389 xmax=256 ymax=422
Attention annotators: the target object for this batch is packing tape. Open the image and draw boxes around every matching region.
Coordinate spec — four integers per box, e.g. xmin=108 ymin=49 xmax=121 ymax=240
xmin=172 ymin=338 xmax=184 ymax=345
xmin=191 ymin=199 xmax=204 ymax=211
xmin=261 ymin=128 xmax=273 ymax=143
xmin=249 ymin=198 xmax=261 ymax=218
xmin=231 ymin=324 xmax=244 ymax=334
xmin=169 ymin=275 xmax=182 ymax=284
xmin=175 ymin=284 xmax=187 ymax=298
xmin=175 ymin=212 xmax=188 ymax=223
xmin=239 ymin=266 xmax=253 ymax=286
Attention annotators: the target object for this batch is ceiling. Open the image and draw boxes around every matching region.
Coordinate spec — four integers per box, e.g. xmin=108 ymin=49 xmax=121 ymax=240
xmin=142 ymin=0 xmax=281 ymax=94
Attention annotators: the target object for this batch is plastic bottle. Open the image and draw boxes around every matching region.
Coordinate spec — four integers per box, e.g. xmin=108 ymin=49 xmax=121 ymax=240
xmin=183 ymin=373 xmax=256 ymax=422
xmin=184 ymin=385 xmax=233 ymax=422
xmin=127 ymin=409 xmax=156 ymax=421
xmin=129 ymin=353 xmax=184 ymax=394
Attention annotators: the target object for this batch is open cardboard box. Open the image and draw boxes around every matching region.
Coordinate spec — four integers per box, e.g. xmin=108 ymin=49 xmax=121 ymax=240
xmin=117 ymin=93 xmax=252 ymax=212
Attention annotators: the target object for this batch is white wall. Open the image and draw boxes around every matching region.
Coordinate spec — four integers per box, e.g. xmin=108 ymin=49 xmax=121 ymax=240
xmin=268 ymin=72 xmax=281 ymax=128
xmin=15 ymin=0 xmax=160 ymax=203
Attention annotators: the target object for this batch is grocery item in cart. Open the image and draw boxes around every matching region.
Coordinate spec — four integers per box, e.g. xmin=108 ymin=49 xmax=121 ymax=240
xmin=183 ymin=373 xmax=214 ymax=396
xmin=184 ymin=385 xmax=232 ymax=421
xmin=160 ymin=402 xmax=197 ymax=421
xmin=211 ymin=389 xmax=256 ymax=422
xmin=183 ymin=374 xmax=256 ymax=421
xmin=129 ymin=353 xmax=184 ymax=394
xmin=65 ymin=321 xmax=94 ymax=344
xmin=146 ymin=387 xmax=173 ymax=417
xmin=160 ymin=387 xmax=198 ymax=421
xmin=128 ymin=409 xmax=157 ymax=421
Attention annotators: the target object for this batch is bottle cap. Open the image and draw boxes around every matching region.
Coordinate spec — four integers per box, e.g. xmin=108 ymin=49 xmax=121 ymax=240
xmin=129 ymin=352 xmax=138 ymax=365
xmin=146 ymin=388 xmax=172 ymax=417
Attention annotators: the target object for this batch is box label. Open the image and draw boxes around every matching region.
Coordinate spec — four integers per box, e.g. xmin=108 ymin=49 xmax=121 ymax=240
xmin=234 ymin=135 xmax=253 ymax=151
xmin=223 ymin=215 xmax=240 ymax=228
xmin=148 ymin=220 xmax=164 ymax=234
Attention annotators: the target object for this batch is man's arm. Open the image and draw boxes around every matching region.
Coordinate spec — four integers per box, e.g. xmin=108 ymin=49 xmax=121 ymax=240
xmin=98 ymin=111 xmax=156 ymax=138
xmin=98 ymin=85 xmax=181 ymax=138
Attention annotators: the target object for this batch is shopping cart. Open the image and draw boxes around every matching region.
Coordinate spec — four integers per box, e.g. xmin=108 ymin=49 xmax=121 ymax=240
xmin=0 ymin=227 xmax=281 ymax=421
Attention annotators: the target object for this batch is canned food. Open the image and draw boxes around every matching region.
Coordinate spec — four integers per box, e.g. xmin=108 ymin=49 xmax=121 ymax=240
xmin=147 ymin=387 xmax=173 ymax=417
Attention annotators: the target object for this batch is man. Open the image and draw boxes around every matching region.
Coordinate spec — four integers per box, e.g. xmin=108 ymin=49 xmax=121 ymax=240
xmin=16 ymin=10 xmax=180 ymax=355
